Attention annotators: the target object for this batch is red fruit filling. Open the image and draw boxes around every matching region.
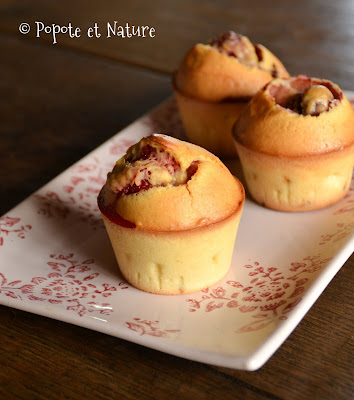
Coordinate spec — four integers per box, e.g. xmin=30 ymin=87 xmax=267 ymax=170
xmin=97 ymin=191 xmax=136 ymax=228
xmin=110 ymin=144 xmax=200 ymax=197
xmin=186 ymin=160 xmax=200 ymax=180
xmin=98 ymin=144 xmax=201 ymax=228
xmin=268 ymin=76 xmax=342 ymax=116
xmin=211 ymin=32 xmax=280 ymax=78
xmin=210 ymin=31 xmax=258 ymax=66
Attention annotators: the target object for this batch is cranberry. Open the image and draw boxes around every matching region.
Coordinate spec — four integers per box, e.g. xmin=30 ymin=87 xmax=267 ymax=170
xmin=121 ymin=179 xmax=153 ymax=196
xmin=140 ymin=145 xmax=156 ymax=160
xmin=186 ymin=161 xmax=200 ymax=180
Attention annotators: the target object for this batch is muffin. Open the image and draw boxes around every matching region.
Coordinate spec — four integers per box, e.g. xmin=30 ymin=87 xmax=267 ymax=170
xmin=233 ymin=75 xmax=354 ymax=212
xmin=173 ymin=31 xmax=289 ymax=157
xmin=98 ymin=134 xmax=245 ymax=295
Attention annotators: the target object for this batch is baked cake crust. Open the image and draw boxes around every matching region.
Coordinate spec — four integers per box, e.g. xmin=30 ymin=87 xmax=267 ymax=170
xmin=98 ymin=134 xmax=245 ymax=294
xmin=175 ymin=33 xmax=289 ymax=102
xmin=234 ymin=76 xmax=354 ymax=157
xmin=232 ymin=76 xmax=354 ymax=212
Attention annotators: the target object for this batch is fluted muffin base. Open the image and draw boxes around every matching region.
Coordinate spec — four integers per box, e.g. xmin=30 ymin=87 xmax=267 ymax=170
xmin=101 ymin=205 xmax=243 ymax=295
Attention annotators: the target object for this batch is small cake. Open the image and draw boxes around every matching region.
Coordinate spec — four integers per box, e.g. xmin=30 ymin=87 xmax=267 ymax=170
xmin=98 ymin=134 xmax=245 ymax=295
xmin=173 ymin=31 xmax=289 ymax=157
xmin=233 ymin=75 xmax=354 ymax=212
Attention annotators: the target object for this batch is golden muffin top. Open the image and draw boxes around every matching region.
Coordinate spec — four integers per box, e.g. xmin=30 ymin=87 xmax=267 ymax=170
xmin=174 ymin=31 xmax=289 ymax=102
xmin=233 ymin=75 xmax=354 ymax=157
xmin=98 ymin=134 xmax=244 ymax=231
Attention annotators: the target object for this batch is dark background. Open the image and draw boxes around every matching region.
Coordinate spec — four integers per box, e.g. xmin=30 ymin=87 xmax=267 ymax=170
xmin=0 ymin=1 xmax=353 ymax=399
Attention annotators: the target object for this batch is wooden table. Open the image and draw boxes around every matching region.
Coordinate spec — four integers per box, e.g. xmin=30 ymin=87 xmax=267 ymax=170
xmin=0 ymin=1 xmax=353 ymax=399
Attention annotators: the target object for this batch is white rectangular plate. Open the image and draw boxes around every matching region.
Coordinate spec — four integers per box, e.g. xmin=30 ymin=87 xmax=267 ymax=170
xmin=1 ymin=93 xmax=353 ymax=371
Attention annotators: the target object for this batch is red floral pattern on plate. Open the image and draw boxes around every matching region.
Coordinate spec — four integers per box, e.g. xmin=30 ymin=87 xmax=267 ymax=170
xmin=126 ymin=318 xmax=180 ymax=338
xmin=109 ymin=138 xmax=136 ymax=156
xmin=333 ymin=197 xmax=354 ymax=215
xmin=34 ymin=157 xmax=108 ymax=228
xmin=319 ymin=222 xmax=354 ymax=245
xmin=140 ymin=98 xmax=185 ymax=139
xmin=0 ymin=253 xmax=128 ymax=317
xmin=34 ymin=137 xmax=136 ymax=229
xmin=186 ymin=254 xmax=332 ymax=332
xmin=0 ymin=216 xmax=32 ymax=247
xmin=0 ymin=96 xmax=353 ymax=368
xmin=32 ymin=112 xmax=184 ymax=231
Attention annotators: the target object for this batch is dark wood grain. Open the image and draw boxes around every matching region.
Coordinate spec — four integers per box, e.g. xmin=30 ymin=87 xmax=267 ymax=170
xmin=0 ymin=33 xmax=171 ymax=216
xmin=0 ymin=260 xmax=352 ymax=400
xmin=0 ymin=306 xmax=278 ymax=400
xmin=1 ymin=1 xmax=353 ymax=399
xmin=1 ymin=0 xmax=354 ymax=89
